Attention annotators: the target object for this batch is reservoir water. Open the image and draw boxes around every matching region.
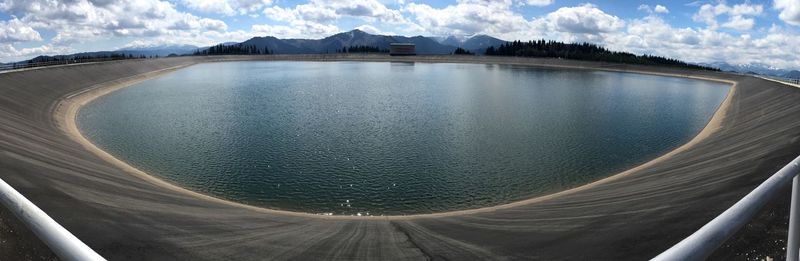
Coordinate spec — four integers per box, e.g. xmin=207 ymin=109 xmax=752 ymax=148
xmin=77 ymin=61 xmax=730 ymax=215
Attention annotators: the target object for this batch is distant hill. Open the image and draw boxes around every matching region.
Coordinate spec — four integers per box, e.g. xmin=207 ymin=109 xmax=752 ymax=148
xmin=22 ymin=44 xmax=198 ymax=64
xmin=783 ymin=70 xmax=800 ymax=79
xmin=438 ymin=35 xmax=467 ymax=48
xmin=460 ymin=35 xmax=507 ymax=53
xmin=238 ymin=29 xmax=457 ymax=54
xmin=118 ymin=44 xmax=198 ymax=56
xmin=26 ymin=52 xmax=132 ymax=63
xmin=436 ymin=35 xmax=507 ymax=54
xmin=9 ymin=30 xmax=471 ymax=64
xmin=8 ymin=29 xmax=797 ymax=74
xmin=698 ymin=62 xmax=793 ymax=77
xmin=220 ymin=30 xmax=508 ymax=56
xmin=238 ymin=36 xmax=313 ymax=54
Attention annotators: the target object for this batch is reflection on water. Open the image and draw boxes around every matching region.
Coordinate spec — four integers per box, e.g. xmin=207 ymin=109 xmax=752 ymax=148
xmin=78 ymin=61 xmax=730 ymax=215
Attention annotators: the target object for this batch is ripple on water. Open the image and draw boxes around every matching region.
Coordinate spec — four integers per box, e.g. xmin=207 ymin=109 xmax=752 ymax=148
xmin=77 ymin=61 xmax=730 ymax=215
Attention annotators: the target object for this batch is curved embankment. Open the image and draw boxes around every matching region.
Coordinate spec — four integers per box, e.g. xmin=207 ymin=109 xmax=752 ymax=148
xmin=1 ymin=55 xmax=800 ymax=260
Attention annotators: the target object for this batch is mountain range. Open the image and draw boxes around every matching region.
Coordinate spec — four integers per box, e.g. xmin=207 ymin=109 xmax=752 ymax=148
xmin=117 ymin=44 xmax=200 ymax=57
xmin=21 ymin=30 xmax=506 ymax=63
xmin=437 ymin=35 xmax=507 ymax=53
xmin=235 ymin=29 xmax=501 ymax=55
xmin=783 ymin=70 xmax=800 ymax=78
xmin=12 ymin=29 xmax=800 ymax=77
xmin=698 ymin=62 xmax=800 ymax=78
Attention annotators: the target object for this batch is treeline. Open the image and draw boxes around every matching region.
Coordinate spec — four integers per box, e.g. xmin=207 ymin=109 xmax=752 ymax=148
xmin=337 ymin=45 xmax=387 ymax=53
xmin=485 ymin=40 xmax=718 ymax=71
xmin=453 ymin=47 xmax=473 ymax=55
xmin=194 ymin=44 xmax=271 ymax=55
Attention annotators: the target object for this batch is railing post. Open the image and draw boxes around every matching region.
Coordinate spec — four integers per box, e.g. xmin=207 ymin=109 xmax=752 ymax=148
xmin=788 ymin=175 xmax=800 ymax=261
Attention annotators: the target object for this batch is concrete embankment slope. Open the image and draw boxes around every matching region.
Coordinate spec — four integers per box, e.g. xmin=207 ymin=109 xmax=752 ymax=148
xmin=1 ymin=55 xmax=800 ymax=260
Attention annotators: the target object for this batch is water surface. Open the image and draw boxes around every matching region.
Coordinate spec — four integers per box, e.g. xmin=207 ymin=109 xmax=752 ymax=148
xmin=78 ymin=61 xmax=730 ymax=215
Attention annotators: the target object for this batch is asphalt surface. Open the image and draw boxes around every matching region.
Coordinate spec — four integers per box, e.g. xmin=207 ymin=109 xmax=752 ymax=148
xmin=1 ymin=55 xmax=799 ymax=260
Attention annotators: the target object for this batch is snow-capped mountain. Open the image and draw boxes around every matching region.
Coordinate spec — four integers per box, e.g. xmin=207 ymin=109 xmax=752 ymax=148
xmin=436 ymin=35 xmax=507 ymax=54
xmin=698 ymin=62 xmax=795 ymax=77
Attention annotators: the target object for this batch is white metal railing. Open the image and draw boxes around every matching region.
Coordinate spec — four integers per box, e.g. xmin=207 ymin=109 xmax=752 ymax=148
xmin=762 ymin=75 xmax=800 ymax=85
xmin=0 ymin=147 xmax=795 ymax=261
xmin=0 ymin=177 xmax=106 ymax=261
xmin=0 ymin=57 xmax=136 ymax=72
xmin=654 ymin=154 xmax=800 ymax=261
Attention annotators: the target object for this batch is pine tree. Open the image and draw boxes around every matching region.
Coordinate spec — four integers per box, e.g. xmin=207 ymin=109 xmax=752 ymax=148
xmin=453 ymin=48 xmax=473 ymax=55
xmin=483 ymin=39 xmax=718 ymax=71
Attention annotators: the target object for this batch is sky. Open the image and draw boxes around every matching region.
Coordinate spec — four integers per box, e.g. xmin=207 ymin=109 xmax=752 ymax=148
xmin=0 ymin=0 xmax=799 ymax=70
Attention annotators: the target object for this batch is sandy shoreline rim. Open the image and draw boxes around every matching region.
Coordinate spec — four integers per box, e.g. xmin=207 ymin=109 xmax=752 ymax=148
xmin=54 ymin=56 xmax=738 ymax=220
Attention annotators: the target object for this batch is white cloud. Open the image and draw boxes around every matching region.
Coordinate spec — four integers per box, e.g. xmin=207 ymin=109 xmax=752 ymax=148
xmin=730 ymin=3 xmax=763 ymax=16
xmin=404 ymin=0 xmax=533 ymax=38
xmin=0 ymin=43 xmax=70 ymax=62
xmin=0 ymin=0 xmax=258 ymax=62
xmin=722 ymin=15 xmax=755 ymax=30
xmin=622 ymin=16 xmax=701 ymax=47
xmin=264 ymin=4 xmax=338 ymax=23
xmin=693 ymin=4 xmax=725 ymax=28
xmin=169 ymin=15 xmax=228 ymax=31
xmin=181 ymin=0 xmax=272 ymax=16
xmin=182 ymin=0 xmax=236 ymax=16
xmin=521 ymin=0 xmax=553 ymax=7
xmin=354 ymin=24 xmax=395 ymax=35
xmin=0 ymin=18 xmax=41 ymax=43
xmin=388 ymin=2 xmax=793 ymax=70
xmin=604 ymin=15 xmax=800 ymax=70
xmin=637 ymin=4 xmax=668 ymax=14
xmin=692 ymin=2 xmax=762 ymax=30
xmin=252 ymin=22 xmax=338 ymax=39
xmin=323 ymin=0 xmax=406 ymax=23
xmin=259 ymin=0 xmax=408 ymax=38
xmin=545 ymin=4 xmax=624 ymax=34
xmin=775 ymin=0 xmax=800 ymax=26
xmin=119 ymin=29 xmax=254 ymax=50
xmin=654 ymin=5 xmax=669 ymax=14
xmin=0 ymin=0 xmax=798 ymax=71
xmin=261 ymin=4 xmax=339 ymax=38
xmin=265 ymin=0 xmax=405 ymax=24
xmin=403 ymin=2 xmax=626 ymax=46
xmin=0 ymin=0 xmax=232 ymax=45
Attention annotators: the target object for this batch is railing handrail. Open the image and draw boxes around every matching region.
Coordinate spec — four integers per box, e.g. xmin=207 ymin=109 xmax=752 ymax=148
xmin=760 ymin=75 xmax=800 ymax=85
xmin=653 ymin=154 xmax=800 ymax=260
xmin=0 ymin=177 xmax=106 ymax=261
xmin=0 ymin=57 xmax=138 ymax=72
